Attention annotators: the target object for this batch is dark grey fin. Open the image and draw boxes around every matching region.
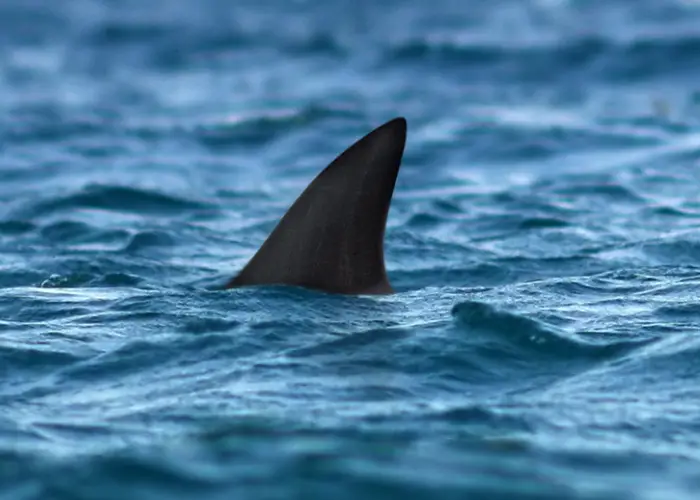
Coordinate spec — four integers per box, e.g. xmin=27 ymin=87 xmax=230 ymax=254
xmin=225 ymin=117 xmax=407 ymax=295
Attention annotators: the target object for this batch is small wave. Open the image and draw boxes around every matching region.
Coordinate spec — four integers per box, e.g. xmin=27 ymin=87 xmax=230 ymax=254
xmin=179 ymin=318 xmax=242 ymax=335
xmin=451 ymin=300 xmax=641 ymax=362
xmin=656 ymin=303 xmax=700 ymax=320
xmin=40 ymin=220 xmax=95 ymax=242
xmin=0 ymin=270 xmax=48 ymax=289
xmin=82 ymin=18 xmax=347 ymax=72
xmin=640 ymin=237 xmax=700 ymax=266
xmin=386 ymin=34 xmax=700 ymax=81
xmin=122 ymin=104 xmax=361 ymax=150
xmin=0 ymin=344 xmax=84 ymax=375
xmin=3 ymin=110 xmax=113 ymax=144
xmin=87 ymin=21 xmax=176 ymax=46
xmin=122 ymin=231 xmax=175 ymax=254
xmin=13 ymin=254 xmax=163 ymax=289
xmin=387 ymin=36 xmax=606 ymax=69
xmin=95 ymin=273 xmax=143 ymax=287
xmin=54 ymin=334 xmax=202 ymax=384
xmin=190 ymin=105 xmax=362 ymax=150
xmin=38 ymin=220 xmax=130 ymax=248
xmin=0 ymin=292 xmax=94 ymax=322
xmin=287 ymin=326 xmax=411 ymax=359
xmin=415 ymin=403 xmax=534 ymax=433
xmin=648 ymin=205 xmax=700 ymax=219
xmin=24 ymin=184 xmax=212 ymax=218
xmin=0 ymin=220 xmax=35 ymax=235
xmin=519 ymin=217 xmax=568 ymax=230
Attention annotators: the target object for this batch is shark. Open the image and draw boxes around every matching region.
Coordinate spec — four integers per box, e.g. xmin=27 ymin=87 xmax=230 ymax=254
xmin=225 ymin=117 xmax=407 ymax=295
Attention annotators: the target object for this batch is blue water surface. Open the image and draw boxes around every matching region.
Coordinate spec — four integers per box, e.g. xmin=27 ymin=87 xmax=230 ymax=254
xmin=3 ymin=0 xmax=700 ymax=498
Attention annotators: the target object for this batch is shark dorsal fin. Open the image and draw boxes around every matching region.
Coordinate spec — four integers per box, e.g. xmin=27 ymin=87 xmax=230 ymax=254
xmin=226 ymin=117 xmax=407 ymax=294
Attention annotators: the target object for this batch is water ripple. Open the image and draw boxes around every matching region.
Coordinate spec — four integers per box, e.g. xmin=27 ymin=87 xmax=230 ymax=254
xmin=3 ymin=0 xmax=700 ymax=498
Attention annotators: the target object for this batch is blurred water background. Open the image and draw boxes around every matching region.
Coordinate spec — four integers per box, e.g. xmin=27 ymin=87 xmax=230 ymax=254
xmin=3 ymin=0 xmax=700 ymax=498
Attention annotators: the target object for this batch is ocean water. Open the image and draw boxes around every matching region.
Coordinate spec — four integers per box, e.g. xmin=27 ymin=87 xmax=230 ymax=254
xmin=3 ymin=0 xmax=700 ymax=498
